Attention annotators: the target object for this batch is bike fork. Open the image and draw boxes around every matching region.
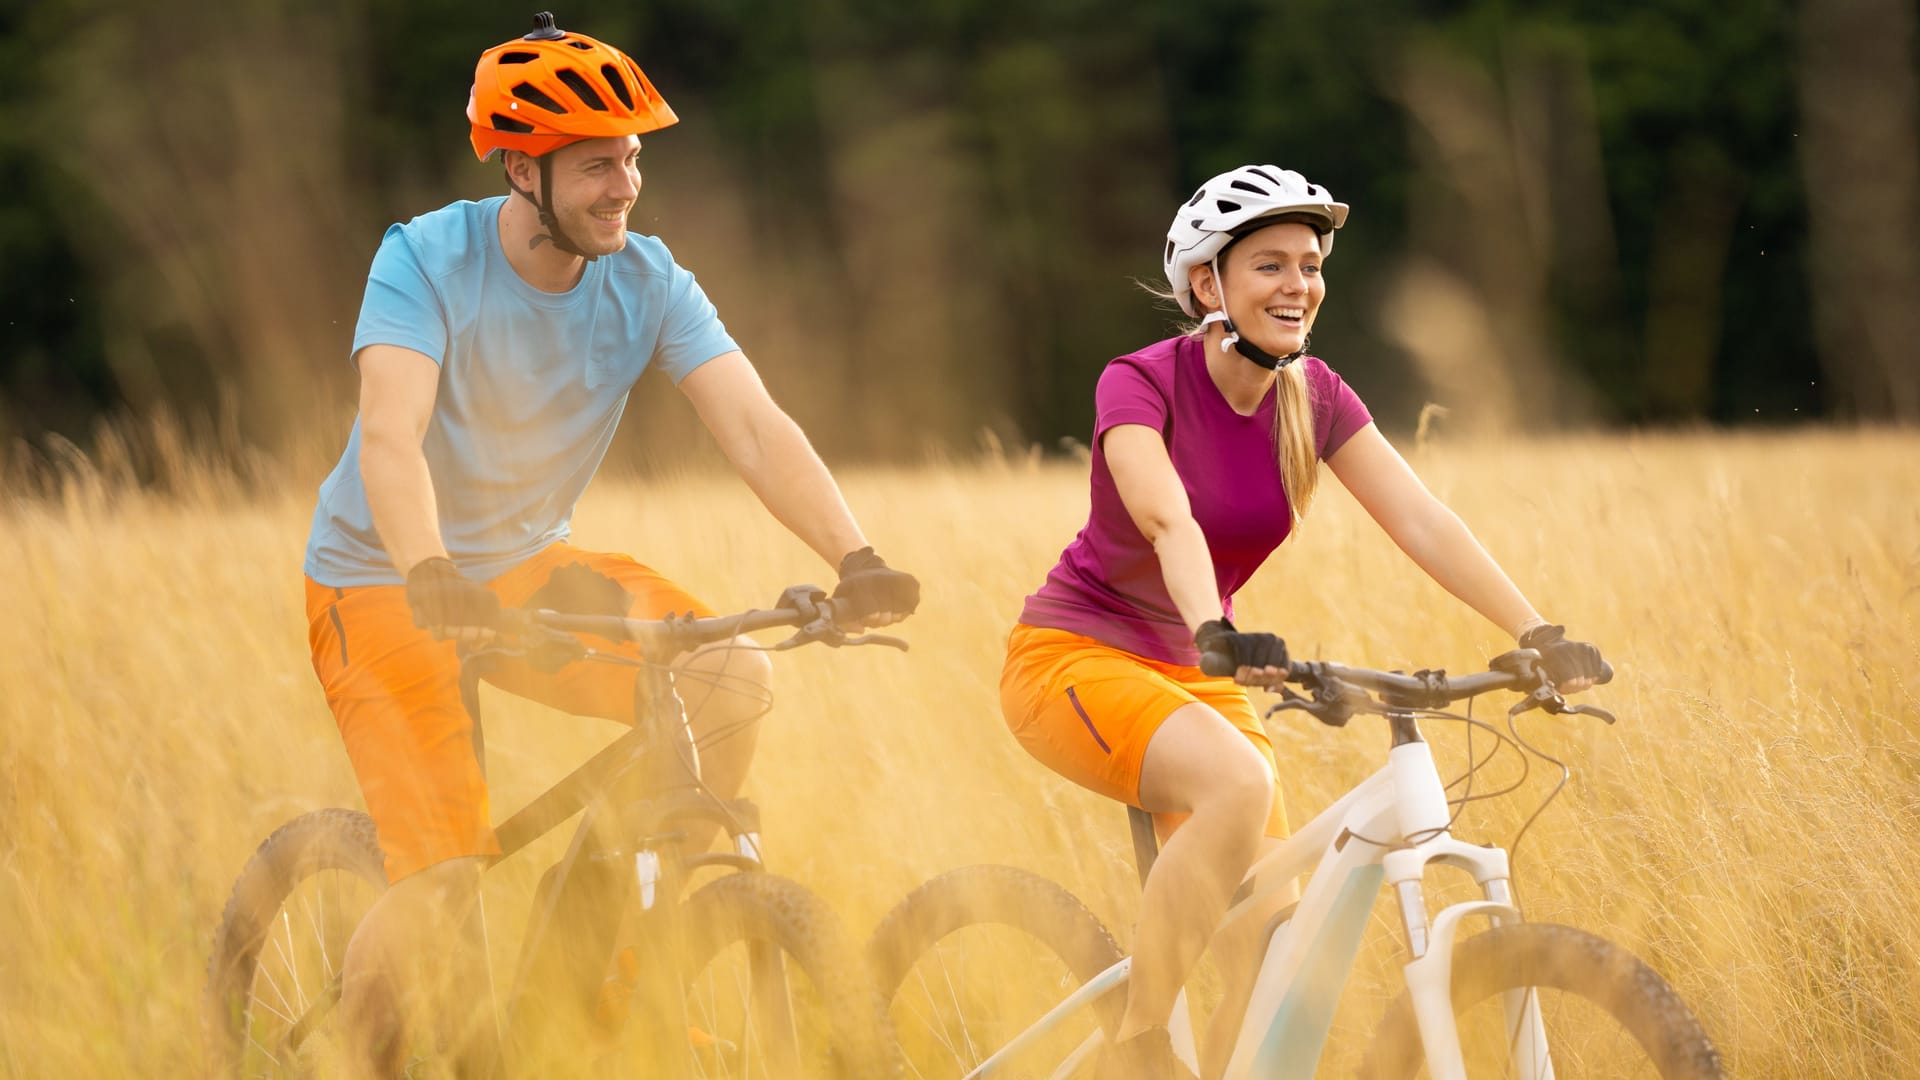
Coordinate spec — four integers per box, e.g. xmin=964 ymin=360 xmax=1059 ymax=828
xmin=1483 ymin=879 xmax=1553 ymax=1080
xmin=1398 ymin=876 xmax=1554 ymax=1080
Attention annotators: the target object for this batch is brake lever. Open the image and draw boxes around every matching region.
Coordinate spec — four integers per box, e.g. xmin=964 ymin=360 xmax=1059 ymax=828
xmin=523 ymin=625 xmax=589 ymax=673
xmin=458 ymin=617 xmax=588 ymax=673
xmin=768 ymin=622 xmax=837 ymax=651
xmin=1262 ymin=696 xmax=1317 ymax=721
xmin=1559 ymin=702 xmax=1617 ymax=725
xmin=1261 ymin=683 xmax=1360 ymax=727
xmin=1508 ymin=685 xmax=1559 ymax=720
xmin=766 ymin=609 xmax=912 ymax=652
xmin=1508 ymin=684 xmax=1617 ymax=725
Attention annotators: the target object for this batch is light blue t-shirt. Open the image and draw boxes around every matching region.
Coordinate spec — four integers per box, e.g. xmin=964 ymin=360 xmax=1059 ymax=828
xmin=304 ymin=196 xmax=738 ymax=586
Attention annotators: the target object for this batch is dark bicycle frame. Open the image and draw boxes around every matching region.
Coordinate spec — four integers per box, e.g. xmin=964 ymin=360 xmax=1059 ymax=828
xmin=304 ymin=587 xmax=890 ymax=1074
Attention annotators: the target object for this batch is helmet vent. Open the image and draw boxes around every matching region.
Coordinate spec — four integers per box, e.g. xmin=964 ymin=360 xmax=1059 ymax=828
xmin=1215 ymin=198 xmax=1243 ymax=213
xmin=567 ymin=40 xmax=594 ymax=49
xmin=1307 ymin=185 xmax=1318 ymax=195
xmin=601 ymin=64 xmax=635 ymax=109
xmin=491 ymin=112 xmax=536 ymax=134
xmin=1165 ymin=239 xmax=1176 ymax=261
xmin=1186 ymin=189 xmax=1205 ymax=208
xmin=1247 ymin=167 xmax=1281 ymax=185
xmin=497 ymin=51 xmax=539 ymax=65
xmin=1229 ymin=179 xmax=1266 ymax=194
xmin=510 ymin=82 xmax=566 ymax=113
xmin=557 ymin=69 xmax=608 ymax=110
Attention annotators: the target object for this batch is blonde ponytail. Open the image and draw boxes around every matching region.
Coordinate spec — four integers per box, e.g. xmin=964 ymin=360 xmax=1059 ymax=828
xmin=1273 ymin=362 xmax=1318 ymax=522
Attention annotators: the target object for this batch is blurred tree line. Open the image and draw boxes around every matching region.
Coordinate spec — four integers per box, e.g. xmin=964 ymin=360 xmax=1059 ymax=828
xmin=1 ymin=0 xmax=1915 ymax=470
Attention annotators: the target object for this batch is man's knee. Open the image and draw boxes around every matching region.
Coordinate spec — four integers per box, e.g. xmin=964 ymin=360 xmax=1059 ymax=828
xmin=681 ymin=635 xmax=774 ymax=697
xmin=389 ymin=855 xmax=486 ymax=917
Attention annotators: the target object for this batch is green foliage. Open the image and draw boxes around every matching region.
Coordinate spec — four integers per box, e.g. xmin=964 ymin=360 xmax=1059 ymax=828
xmin=0 ymin=0 xmax=1886 ymax=454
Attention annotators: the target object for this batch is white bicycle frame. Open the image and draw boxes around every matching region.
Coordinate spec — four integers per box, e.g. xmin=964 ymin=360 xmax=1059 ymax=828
xmin=964 ymin=727 xmax=1553 ymax=1080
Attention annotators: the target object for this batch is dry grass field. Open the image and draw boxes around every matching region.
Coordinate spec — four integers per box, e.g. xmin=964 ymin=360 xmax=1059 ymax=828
xmin=2 ymin=428 xmax=1917 ymax=1077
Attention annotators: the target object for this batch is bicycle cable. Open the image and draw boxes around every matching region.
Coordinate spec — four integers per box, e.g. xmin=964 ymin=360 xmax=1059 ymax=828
xmin=1500 ymin=710 xmax=1572 ymax=893
xmin=536 ymin=625 xmax=782 ymax=866
xmin=1305 ymin=699 xmax=1535 ymax=852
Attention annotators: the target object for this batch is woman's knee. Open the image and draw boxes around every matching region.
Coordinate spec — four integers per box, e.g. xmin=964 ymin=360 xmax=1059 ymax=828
xmin=1184 ymin=740 xmax=1274 ymax=836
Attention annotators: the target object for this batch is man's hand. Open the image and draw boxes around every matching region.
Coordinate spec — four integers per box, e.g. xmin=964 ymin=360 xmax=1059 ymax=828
xmin=1518 ymin=623 xmax=1605 ymax=693
xmin=830 ymin=547 xmax=919 ymax=628
xmin=405 ymin=557 xmax=501 ymax=645
xmin=1195 ymin=617 xmax=1290 ymax=688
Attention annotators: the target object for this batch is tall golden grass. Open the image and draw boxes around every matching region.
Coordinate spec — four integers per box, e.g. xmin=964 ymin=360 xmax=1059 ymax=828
xmin=2 ymin=429 xmax=1916 ymax=1076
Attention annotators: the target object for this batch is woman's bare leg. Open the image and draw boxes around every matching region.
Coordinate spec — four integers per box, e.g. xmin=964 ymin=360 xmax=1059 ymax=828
xmin=1117 ymin=703 xmax=1275 ymax=1039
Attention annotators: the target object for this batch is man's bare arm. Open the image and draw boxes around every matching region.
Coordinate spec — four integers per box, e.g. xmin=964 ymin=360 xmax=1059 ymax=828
xmin=357 ymin=344 xmax=448 ymax=577
xmin=678 ymin=351 xmax=870 ymax=567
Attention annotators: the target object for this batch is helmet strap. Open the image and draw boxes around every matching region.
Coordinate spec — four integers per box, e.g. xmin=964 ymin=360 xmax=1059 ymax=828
xmin=1203 ymin=257 xmax=1301 ymax=371
xmin=503 ymin=154 xmax=597 ymax=262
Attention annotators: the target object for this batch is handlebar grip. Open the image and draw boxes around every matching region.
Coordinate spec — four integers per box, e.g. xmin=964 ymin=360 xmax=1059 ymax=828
xmin=1199 ymin=648 xmax=1237 ymax=678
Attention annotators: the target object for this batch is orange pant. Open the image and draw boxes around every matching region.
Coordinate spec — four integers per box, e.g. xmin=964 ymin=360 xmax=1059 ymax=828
xmin=304 ymin=543 xmax=715 ymax=882
xmin=1000 ymin=623 xmax=1288 ymax=839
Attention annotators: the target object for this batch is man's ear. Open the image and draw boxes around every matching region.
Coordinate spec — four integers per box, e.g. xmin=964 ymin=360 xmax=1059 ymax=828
xmin=503 ymin=150 xmax=538 ymax=196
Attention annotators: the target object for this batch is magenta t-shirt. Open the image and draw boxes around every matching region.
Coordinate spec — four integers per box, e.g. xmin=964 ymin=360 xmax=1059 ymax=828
xmin=1020 ymin=335 xmax=1373 ymax=665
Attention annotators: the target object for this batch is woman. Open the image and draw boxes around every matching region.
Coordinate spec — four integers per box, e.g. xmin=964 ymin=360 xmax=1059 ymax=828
xmin=999 ymin=165 xmax=1604 ymax=1079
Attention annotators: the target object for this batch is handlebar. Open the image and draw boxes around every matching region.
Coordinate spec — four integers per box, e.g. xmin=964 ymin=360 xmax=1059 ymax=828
xmin=488 ymin=584 xmax=909 ymax=671
xmin=1199 ymin=645 xmax=1615 ymax=727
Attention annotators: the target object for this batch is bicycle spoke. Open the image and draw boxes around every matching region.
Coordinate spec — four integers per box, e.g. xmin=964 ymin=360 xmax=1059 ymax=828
xmin=279 ymin=910 xmax=306 ymax=1012
xmin=255 ymin=948 xmax=298 ymax=1027
xmin=248 ymin=992 xmax=300 ymax=1030
xmin=902 ymin=944 xmax=981 ymax=1069
xmin=309 ymin=875 xmax=338 ymax=984
xmin=245 ymin=1031 xmax=285 ymax=1071
xmin=736 ymin=950 xmax=754 ymax=1076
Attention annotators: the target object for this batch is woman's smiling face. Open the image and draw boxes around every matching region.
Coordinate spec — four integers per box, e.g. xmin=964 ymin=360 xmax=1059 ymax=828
xmin=1193 ymin=219 xmax=1326 ymax=358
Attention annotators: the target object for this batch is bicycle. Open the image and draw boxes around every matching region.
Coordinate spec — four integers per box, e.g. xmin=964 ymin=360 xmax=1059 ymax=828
xmin=204 ymin=585 xmax=905 ymax=1078
xmin=868 ymin=644 xmax=1725 ymax=1078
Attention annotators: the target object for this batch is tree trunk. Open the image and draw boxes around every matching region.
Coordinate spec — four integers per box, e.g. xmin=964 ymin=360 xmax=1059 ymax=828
xmin=1797 ymin=0 xmax=1920 ymax=421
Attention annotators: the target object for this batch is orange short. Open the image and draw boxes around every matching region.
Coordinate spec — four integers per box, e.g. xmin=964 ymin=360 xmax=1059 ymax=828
xmin=304 ymin=543 xmax=715 ymax=882
xmin=999 ymin=623 xmax=1288 ymax=839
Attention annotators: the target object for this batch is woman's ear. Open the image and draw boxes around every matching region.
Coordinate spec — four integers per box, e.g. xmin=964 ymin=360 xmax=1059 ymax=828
xmin=1188 ymin=263 xmax=1220 ymax=311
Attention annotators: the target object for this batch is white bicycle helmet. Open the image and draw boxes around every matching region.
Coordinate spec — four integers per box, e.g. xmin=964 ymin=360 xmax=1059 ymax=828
xmin=1163 ymin=165 xmax=1349 ymax=318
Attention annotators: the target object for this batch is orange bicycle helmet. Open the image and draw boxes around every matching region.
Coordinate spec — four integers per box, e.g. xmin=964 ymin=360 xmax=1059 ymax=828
xmin=467 ymin=11 xmax=677 ymax=161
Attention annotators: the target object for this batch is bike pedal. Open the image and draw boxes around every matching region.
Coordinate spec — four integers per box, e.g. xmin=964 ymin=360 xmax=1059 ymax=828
xmin=689 ymin=1026 xmax=739 ymax=1059
xmin=592 ymin=980 xmax=633 ymax=1033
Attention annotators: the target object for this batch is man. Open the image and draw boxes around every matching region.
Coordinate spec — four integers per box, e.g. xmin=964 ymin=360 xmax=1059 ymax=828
xmin=300 ymin=12 xmax=919 ymax=1071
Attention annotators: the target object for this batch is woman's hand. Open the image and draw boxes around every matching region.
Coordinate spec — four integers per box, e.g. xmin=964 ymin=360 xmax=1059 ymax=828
xmin=1518 ymin=623 xmax=1605 ymax=694
xmin=1195 ymin=618 xmax=1290 ymax=688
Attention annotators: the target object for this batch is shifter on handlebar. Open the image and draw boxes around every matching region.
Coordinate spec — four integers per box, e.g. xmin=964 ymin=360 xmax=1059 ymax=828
xmin=489 ymin=608 xmax=589 ymax=673
xmin=1494 ymin=648 xmax=1618 ymax=724
xmin=768 ymin=585 xmax=910 ymax=654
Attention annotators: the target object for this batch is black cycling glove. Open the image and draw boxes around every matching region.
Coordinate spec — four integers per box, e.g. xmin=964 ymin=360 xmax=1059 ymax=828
xmin=405 ymin=557 xmax=501 ymax=635
xmin=830 ymin=547 xmax=920 ymax=621
xmin=1194 ymin=617 xmax=1289 ymax=674
xmin=1518 ymin=623 xmax=1604 ymax=685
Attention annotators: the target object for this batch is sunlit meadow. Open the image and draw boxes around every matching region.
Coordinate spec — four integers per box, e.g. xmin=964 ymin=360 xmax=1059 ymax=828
xmin=2 ymin=429 xmax=1917 ymax=1076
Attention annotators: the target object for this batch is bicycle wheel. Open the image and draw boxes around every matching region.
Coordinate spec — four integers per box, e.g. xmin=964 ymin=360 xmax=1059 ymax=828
xmin=618 ymin=870 xmax=897 ymax=1079
xmin=1360 ymin=922 xmax=1723 ymax=1079
xmin=203 ymin=809 xmax=387 ymax=1077
xmin=868 ymin=864 xmax=1127 ymax=1079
